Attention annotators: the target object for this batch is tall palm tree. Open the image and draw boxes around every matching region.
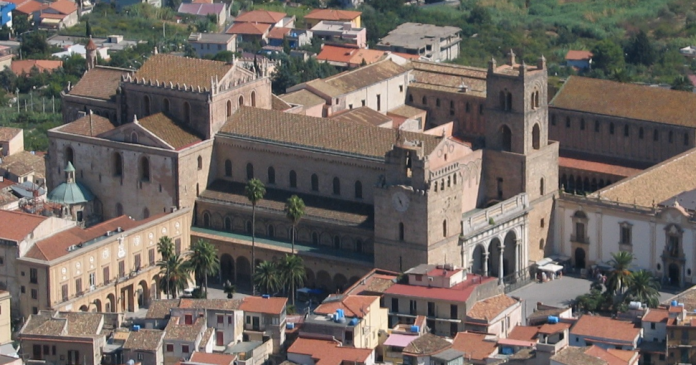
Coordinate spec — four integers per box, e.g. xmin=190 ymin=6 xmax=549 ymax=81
xmin=245 ymin=178 xmax=266 ymax=296
xmin=157 ymin=236 xmax=174 ymax=298
xmin=158 ymin=254 xmax=189 ymax=299
xmin=607 ymin=251 xmax=635 ymax=295
xmin=626 ymin=270 xmax=661 ymax=308
xmin=253 ymin=261 xmax=280 ymax=295
xmin=281 ymin=254 xmax=305 ymax=306
xmin=185 ymin=239 xmax=220 ymax=297
xmin=284 ymin=195 xmax=305 ymax=254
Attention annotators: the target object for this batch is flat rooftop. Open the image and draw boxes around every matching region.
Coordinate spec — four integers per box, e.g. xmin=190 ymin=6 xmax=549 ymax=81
xmin=378 ymin=22 xmax=461 ymax=49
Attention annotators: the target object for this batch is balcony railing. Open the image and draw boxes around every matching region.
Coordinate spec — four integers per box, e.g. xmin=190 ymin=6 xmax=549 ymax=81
xmin=570 ymin=234 xmax=590 ymax=245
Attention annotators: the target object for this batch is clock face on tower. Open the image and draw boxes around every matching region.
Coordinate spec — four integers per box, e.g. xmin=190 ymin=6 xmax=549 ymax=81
xmin=392 ymin=191 xmax=410 ymax=212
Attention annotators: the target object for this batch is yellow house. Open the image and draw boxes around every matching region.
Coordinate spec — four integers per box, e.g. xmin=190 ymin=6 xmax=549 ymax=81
xmin=16 ymin=208 xmax=192 ymax=317
xmin=0 ymin=291 xmax=11 ymax=344
xmin=304 ymin=9 xmax=361 ymax=29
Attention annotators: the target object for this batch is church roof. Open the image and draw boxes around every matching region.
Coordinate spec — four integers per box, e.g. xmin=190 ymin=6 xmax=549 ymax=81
xmin=47 ymin=177 xmax=94 ymax=205
xmin=58 ymin=113 xmax=117 ymax=137
xmin=68 ymin=66 xmax=130 ymax=101
xmin=137 ymin=113 xmax=203 ymax=150
xmin=551 ymin=76 xmax=696 ymax=127
xmin=219 ymin=107 xmax=442 ymax=160
xmin=132 ymin=54 xmax=233 ymax=91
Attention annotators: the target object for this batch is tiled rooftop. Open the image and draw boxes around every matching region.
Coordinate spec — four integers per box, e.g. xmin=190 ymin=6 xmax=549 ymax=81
xmin=279 ymin=89 xmax=326 ymax=107
xmin=164 ymin=317 xmax=206 ymax=342
xmin=0 ymin=209 xmax=47 ymax=242
xmin=123 ymin=329 xmax=164 ymax=351
xmin=0 ymin=150 xmax=46 ymax=178
xmin=233 ymin=9 xmax=285 ymax=24
xmin=341 ymin=269 xmax=398 ymax=296
xmin=403 ymin=333 xmax=451 ymax=356
xmin=178 ymin=298 xmax=242 ymax=311
xmin=451 ymin=332 xmax=497 ymax=361
xmin=57 ymin=113 xmax=117 ymax=137
xmin=146 ymin=299 xmax=181 ymax=319
xmin=331 ymin=107 xmax=392 ymax=127
xmin=239 ymin=296 xmax=286 ymax=315
xmin=551 ymin=346 xmax=607 ymax=365
xmin=466 ymin=294 xmax=519 ymax=322
xmin=323 ymin=59 xmax=408 ymax=94
xmin=304 ymin=9 xmax=361 ymax=21
xmin=68 ymin=66 xmax=130 ymax=101
xmin=385 ymin=274 xmax=495 ymax=303
xmin=570 ymin=315 xmax=641 ymax=343
xmin=0 ymin=127 xmax=21 ymax=141
xmin=287 ymin=337 xmax=372 ymax=365
xmin=11 ymin=60 xmax=62 ymax=75
xmin=137 ymin=113 xmax=203 ymax=150
xmin=189 ymin=352 xmax=236 ymax=365
xmin=132 ymin=54 xmax=233 ymax=91
xmin=314 ymin=295 xmax=378 ymax=318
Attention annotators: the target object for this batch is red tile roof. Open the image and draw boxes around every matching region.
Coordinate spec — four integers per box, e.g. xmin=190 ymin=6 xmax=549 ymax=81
xmin=68 ymin=66 xmax=129 ymax=101
xmin=571 ymin=315 xmax=641 ymax=343
xmin=11 ymin=60 xmax=62 ymax=75
xmin=0 ymin=210 xmax=47 ymax=242
xmin=538 ymin=322 xmax=571 ymax=334
xmin=268 ymin=26 xmax=291 ymax=40
xmin=585 ymin=345 xmax=636 ymax=365
xmin=188 ymin=352 xmax=236 ymax=365
xmin=57 ymin=113 xmax=116 ymax=137
xmin=226 ymin=22 xmax=270 ymax=36
xmin=48 ymin=0 xmax=77 ymax=14
xmin=239 ymin=296 xmax=286 ymax=315
xmin=317 ymin=45 xmax=385 ymax=67
xmin=565 ymin=50 xmax=593 ymax=61
xmin=133 ymin=54 xmax=233 ymax=92
xmin=4 ymin=0 xmax=45 ymax=14
xmin=305 ymin=9 xmax=361 ymax=22
xmin=314 ymin=295 xmax=378 ymax=318
xmin=507 ymin=325 xmax=539 ymax=341
xmin=385 ymin=275 xmax=495 ymax=303
xmin=451 ymin=332 xmax=497 ymax=361
xmin=466 ymin=294 xmax=519 ymax=322
xmin=234 ymin=10 xmax=285 ymax=24
xmin=0 ymin=127 xmax=22 ymax=141
xmin=643 ymin=308 xmax=669 ymax=323
xmin=343 ymin=269 xmax=399 ymax=296
xmin=559 ymin=156 xmax=642 ymax=178
xmin=288 ymin=337 xmax=372 ymax=365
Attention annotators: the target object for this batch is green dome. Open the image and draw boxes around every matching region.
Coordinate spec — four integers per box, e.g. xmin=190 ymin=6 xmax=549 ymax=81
xmin=47 ymin=180 xmax=95 ymax=205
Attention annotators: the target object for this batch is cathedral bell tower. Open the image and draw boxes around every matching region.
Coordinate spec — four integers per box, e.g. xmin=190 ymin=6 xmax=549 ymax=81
xmin=86 ymin=37 xmax=97 ymax=70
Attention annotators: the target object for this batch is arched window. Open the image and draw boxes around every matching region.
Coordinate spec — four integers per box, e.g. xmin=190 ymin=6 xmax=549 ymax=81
xmin=500 ymin=125 xmax=512 ymax=151
xmin=532 ymin=123 xmax=540 ymax=150
xmin=540 ymin=177 xmax=545 ymax=195
xmin=202 ymin=212 xmax=210 ymax=228
xmin=466 ymin=102 xmax=470 ymax=113
xmin=239 ymin=95 xmax=244 ymax=107
xmin=143 ymin=208 xmax=150 ymax=219
xmin=224 ymin=160 xmax=232 ymax=177
xmin=139 ymin=157 xmax=150 ymax=182
xmin=267 ymin=166 xmax=275 ymax=184
xmin=506 ymin=92 xmax=512 ymax=111
xmin=654 ymin=130 xmax=659 ymax=141
xmin=422 ymin=96 xmax=427 ymax=105
xmin=334 ymin=236 xmax=340 ymax=250
xmin=450 ymin=100 xmax=454 ymax=109
xmin=197 ymin=156 xmax=203 ymax=170
xmin=442 ymin=220 xmax=447 ymax=237
xmin=639 ymin=127 xmax=644 ymax=139
xmin=251 ymin=91 xmax=256 ymax=107
xmin=131 ymin=132 xmax=138 ymax=143
xmin=143 ymin=95 xmax=150 ymax=116
xmin=354 ymin=180 xmax=362 ymax=199
xmin=333 ymin=177 xmax=340 ymax=195
xmin=116 ymin=203 xmax=123 ymax=216
xmin=311 ymin=174 xmax=319 ymax=192
xmin=580 ymin=119 xmax=585 ymax=130
xmin=65 ymin=146 xmax=74 ymax=166
xmin=184 ymin=102 xmax=191 ymax=123
xmin=398 ymin=222 xmax=404 ymax=241
xmin=113 ymin=153 xmax=122 ymax=176
xmin=499 ymin=91 xmax=505 ymax=109
xmin=226 ymin=100 xmax=232 ymax=117
xmin=268 ymin=225 xmax=274 ymax=238
xmin=289 ymin=170 xmax=297 ymax=188
xmin=224 ymin=217 xmax=232 ymax=231
xmin=246 ymin=163 xmax=254 ymax=180
xmin=163 ymin=98 xmax=170 ymax=113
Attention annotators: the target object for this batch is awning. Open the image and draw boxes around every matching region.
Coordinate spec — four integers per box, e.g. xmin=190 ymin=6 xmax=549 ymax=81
xmin=535 ymin=258 xmax=553 ymax=267
xmin=41 ymin=18 xmax=61 ymax=24
xmin=384 ymin=334 xmax=417 ymax=348
xmin=538 ymin=264 xmax=564 ymax=273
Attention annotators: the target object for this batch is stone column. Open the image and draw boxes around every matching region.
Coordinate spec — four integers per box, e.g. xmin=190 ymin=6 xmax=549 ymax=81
xmin=515 ymin=238 xmax=521 ymax=278
xmin=499 ymin=243 xmax=505 ymax=284
xmin=483 ymin=252 xmax=489 ymax=276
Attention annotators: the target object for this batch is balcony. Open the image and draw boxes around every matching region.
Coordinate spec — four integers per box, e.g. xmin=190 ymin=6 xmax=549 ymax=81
xmin=571 ymin=234 xmax=590 ymax=245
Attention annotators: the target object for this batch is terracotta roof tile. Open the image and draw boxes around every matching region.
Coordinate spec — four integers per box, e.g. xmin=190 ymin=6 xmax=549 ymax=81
xmin=451 ymin=332 xmax=497 ymax=361
xmin=271 ymin=94 xmax=292 ymax=111
xmin=124 ymin=329 xmax=164 ymax=351
xmin=146 ymin=299 xmax=180 ymax=319
xmin=643 ymin=308 xmax=669 ymax=323
xmin=68 ymin=66 xmax=130 ymax=101
xmin=551 ymin=346 xmax=607 ymax=365
xmin=234 ymin=10 xmax=285 ymax=24
xmin=11 ymin=60 xmax=62 ymax=75
xmin=386 ymin=275 xmax=495 ymax=303
xmin=0 ymin=127 xmax=21 ymax=142
xmin=188 ymin=352 xmax=236 ymax=365
xmin=226 ymin=22 xmax=270 ymax=36
xmin=466 ymin=294 xmax=519 ymax=322
xmin=538 ymin=322 xmax=571 ymax=334
xmin=239 ymin=296 xmax=286 ymax=315
xmin=9 ymin=0 xmax=44 ymax=14
xmin=132 ymin=54 xmax=233 ymax=91
xmin=164 ymin=317 xmax=205 ymax=342
xmin=268 ymin=26 xmax=291 ymax=39
xmin=387 ymin=104 xmax=426 ymax=119
xmin=57 ymin=312 xmax=103 ymax=336
xmin=178 ymin=2 xmax=225 ymax=16
xmin=565 ymin=50 xmax=593 ymax=61
xmin=322 ymin=59 xmax=408 ymax=94
xmin=0 ymin=150 xmax=45 ymax=178
xmin=551 ymin=76 xmax=696 ymax=127
xmin=137 ymin=113 xmax=202 ymax=150
xmin=606 ymin=348 xmax=638 ymax=363
xmin=0 ymin=209 xmax=47 ymax=242
xmin=21 ymin=313 xmax=66 ymax=336
xmin=585 ymin=345 xmax=635 ymax=365
xmin=570 ymin=315 xmax=641 ymax=343
xmin=305 ymin=9 xmax=361 ymax=21
xmin=279 ymin=89 xmax=325 ymax=107
xmin=58 ymin=113 xmax=117 ymax=137
xmin=403 ymin=333 xmax=451 ymax=355
xmin=288 ymin=337 xmax=372 ymax=365
xmin=220 ymin=107 xmax=443 ymax=160
xmin=507 ymin=325 xmax=539 ymax=341
xmin=559 ymin=156 xmax=642 ymax=178
xmin=342 ymin=269 xmax=398 ymax=295
xmin=316 ymin=45 xmax=385 ymax=67
xmin=331 ymin=106 xmax=392 ymax=127
xmin=178 ymin=299 xmax=242 ymax=310
xmin=48 ymin=0 xmax=76 ymax=14
xmin=409 ymin=61 xmax=487 ymax=97
xmin=314 ymin=295 xmax=378 ymax=318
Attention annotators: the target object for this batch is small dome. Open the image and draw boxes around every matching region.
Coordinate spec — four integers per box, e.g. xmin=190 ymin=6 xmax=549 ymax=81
xmin=86 ymin=37 xmax=97 ymax=51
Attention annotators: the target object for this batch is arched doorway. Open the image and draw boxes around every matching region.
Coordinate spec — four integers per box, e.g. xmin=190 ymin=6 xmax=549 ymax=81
xmin=138 ymin=280 xmax=149 ymax=308
xmin=488 ymin=238 xmax=502 ymax=277
xmin=334 ymin=274 xmax=347 ymax=293
xmin=503 ymin=231 xmax=517 ymax=277
xmin=236 ymin=257 xmax=251 ymax=285
xmin=574 ymin=247 xmax=586 ymax=269
xmin=94 ymin=299 xmax=102 ymax=312
xmin=305 ymin=268 xmax=315 ymax=288
xmin=106 ymin=294 xmax=115 ymax=313
xmin=472 ymin=245 xmax=485 ymax=275
xmin=668 ymin=263 xmax=680 ymax=287
xmin=317 ymin=271 xmax=331 ymax=291
xmin=220 ymin=254 xmax=234 ymax=283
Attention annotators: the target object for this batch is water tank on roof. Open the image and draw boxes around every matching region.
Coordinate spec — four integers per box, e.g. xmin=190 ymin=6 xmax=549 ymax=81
xmin=286 ymin=322 xmax=295 ymax=330
xmin=672 ymin=300 xmax=678 ymax=307
xmin=679 ymin=303 xmax=685 ymax=307
xmin=410 ymin=325 xmax=420 ymax=332
xmin=547 ymin=316 xmax=559 ymax=324
xmin=629 ymin=301 xmax=642 ymax=310
xmin=132 ymin=325 xmax=140 ymax=332
xmin=262 ymin=294 xmax=270 ymax=299
xmin=127 ymin=360 xmax=135 ymax=365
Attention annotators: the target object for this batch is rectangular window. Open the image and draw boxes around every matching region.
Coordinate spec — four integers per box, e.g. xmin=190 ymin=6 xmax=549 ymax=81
xmin=21 ymin=286 xmax=25 ymax=294
xmin=61 ymin=284 xmax=68 ymax=302
xmin=149 ymin=249 xmax=155 ymax=265
xmin=43 ymin=345 xmax=49 ymax=355
xmin=103 ymin=266 xmax=110 ymax=285
xmin=399 ymin=85 xmax=404 ymax=92
xmin=450 ymin=304 xmax=458 ymax=319
xmin=33 ymin=344 xmax=41 ymax=360
xmin=651 ymin=322 xmax=656 ymax=330
xmin=620 ymin=226 xmax=631 ymax=245
xmin=76 ymin=278 xmax=82 ymax=295
xmin=89 ymin=272 xmax=96 ymax=287
xmin=427 ymin=302 xmax=435 ymax=317
xmin=30 ymin=268 xmax=38 ymax=284
xmin=391 ymin=298 xmax=398 ymax=312
xmin=52 ymin=346 xmax=56 ymax=355
xmin=228 ymin=316 xmax=233 ymax=324
xmin=580 ymin=119 xmax=585 ymax=130
xmin=217 ymin=315 xmax=224 ymax=324
xmin=134 ymin=254 xmax=141 ymax=271
xmin=119 ymin=261 xmax=125 ymax=278
xmin=409 ymin=300 xmax=417 ymax=315
xmin=595 ymin=120 xmax=600 ymax=132
xmin=497 ymin=178 xmax=503 ymax=200
xmin=0 ymin=256 xmax=4 ymax=265
xmin=361 ymin=99 xmax=365 ymax=107
xmin=31 ymin=289 xmax=37 ymax=300
xmin=166 ymin=344 xmax=173 ymax=352
xmin=182 ymin=345 xmax=189 ymax=353
xmin=345 ymin=330 xmax=353 ymax=343
xmin=575 ymin=222 xmax=585 ymax=243
xmin=376 ymin=95 xmax=381 ymax=111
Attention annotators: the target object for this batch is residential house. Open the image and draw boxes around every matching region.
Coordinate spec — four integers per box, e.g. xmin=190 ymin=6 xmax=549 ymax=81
xmin=665 ymin=303 xmax=696 ymax=365
xmin=526 ymin=303 xmax=573 ymax=326
xmin=184 ymin=352 xmax=236 ymax=365
xmin=304 ymin=9 xmax=361 ymax=29
xmin=113 ymin=0 xmax=161 ymax=11
xmin=4 ymin=0 xmax=42 ymax=19
xmin=36 ymin=0 xmax=78 ymax=29
xmin=239 ymin=296 xmax=286 ymax=353
xmin=266 ymin=26 xmax=291 ymax=47
xmin=382 ymin=264 xmax=500 ymax=337
xmin=188 ymin=33 xmax=236 ymax=58
xmin=233 ymin=10 xmax=293 ymax=28
xmin=18 ymin=311 xmax=106 ymax=365
xmin=451 ymin=332 xmax=498 ymax=365
xmin=382 ymin=332 xmax=419 ymax=364
xmin=224 ymin=341 xmax=271 ymax=365
xmin=122 ymin=329 xmax=165 ymax=365
xmin=0 ymin=2 xmax=14 ymax=28
xmin=11 ymin=59 xmax=62 ymax=75
xmin=311 ymin=21 xmax=366 ymax=48
xmin=0 ymin=127 xmax=22 ymax=157
xmin=178 ymin=3 xmax=227 ymax=26
xmin=226 ymin=22 xmax=270 ymax=44
xmin=569 ymin=315 xmax=642 ymax=350
xmin=284 ymin=29 xmax=312 ymax=49
xmin=0 ymin=177 xmax=19 ymax=210
xmin=279 ymin=89 xmax=326 ymax=117
xmin=15 ymin=209 xmax=192 ymax=318
xmin=52 ymin=43 xmax=109 ymax=61
xmin=0 ymin=134 xmax=46 ymax=184
xmin=376 ymin=23 xmax=461 ymax=62
xmin=172 ymin=298 xmax=244 ymax=349
xmin=402 ymin=333 xmax=462 ymax=365
xmin=163 ymin=316 xmax=207 ymax=365
xmin=565 ymin=50 xmax=593 ymax=70
xmin=640 ymin=307 xmax=668 ymax=365
xmin=287 ymin=337 xmax=374 ymax=365
xmin=303 ymin=294 xmax=388 ymax=349
xmin=551 ymin=345 xmax=639 ymax=365
xmin=464 ymin=294 xmax=522 ymax=338
xmin=143 ymin=299 xmax=181 ymax=330
xmin=316 ymin=45 xmax=384 ymax=69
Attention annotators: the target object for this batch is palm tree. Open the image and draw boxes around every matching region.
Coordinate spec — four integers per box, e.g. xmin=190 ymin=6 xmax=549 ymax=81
xmin=281 ymin=254 xmax=305 ymax=306
xmin=245 ymin=178 xmax=266 ymax=296
xmin=158 ymin=254 xmax=190 ymax=299
xmin=284 ymin=195 xmax=305 ymax=254
xmin=253 ymin=261 xmax=280 ymax=295
xmin=157 ymin=236 xmax=174 ymax=298
xmin=606 ymin=251 xmax=635 ymax=295
xmin=185 ymin=239 xmax=220 ymax=297
xmin=626 ymin=270 xmax=661 ymax=308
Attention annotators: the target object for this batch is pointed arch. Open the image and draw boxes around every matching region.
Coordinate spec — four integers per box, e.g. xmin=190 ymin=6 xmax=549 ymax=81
xmin=332 ymin=177 xmax=340 ymax=195
xmin=197 ymin=155 xmax=203 ymax=170
xmin=251 ymin=91 xmax=256 ymax=107
xmin=143 ymin=95 xmax=151 ymax=116
xmin=112 ymin=153 xmax=123 ymax=176
xmin=311 ymin=174 xmax=319 ymax=192
xmin=354 ymin=180 xmax=362 ymax=199
xmin=163 ymin=98 xmax=170 ymax=113
xmin=246 ymin=163 xmax=253 ymax=180
xmin=267 ymin=166 xmax=275 ymax=184
xmin=500 ymin=125 xmax=512 ymax=151
xmin=289 ymin=170 xmax=297 ymax=188
xmin=532 ymin=123 xmax=540 ymax=150
xmin=65 ymin=146 xmax=74 ymax=166
xmin=239 ymin=95 xmax=244 ymax=107
xmin=226 ymin=100 xmax=232 ymax=117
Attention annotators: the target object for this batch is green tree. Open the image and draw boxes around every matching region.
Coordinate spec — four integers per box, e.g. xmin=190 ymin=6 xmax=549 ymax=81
xmin=13 ymin=14 xmax=30 ymax=36
xmin=672 ymin=76 xmax=693 ymax=92
xmin=185 ymin=239 xmax=220 ymax=297
xmin=223 ymin=280 xmax=236 ymax=298
xmin=591 ymin=40 xmax=625 ymax=74
xmin=606 ymin=251 xmax=634 ymax=296
xmin=284 ymin=195 xmax=305 ymax=254
xmin=467 ymin=5 xmax=491 ymax=25
xmin=626 ymin=270 xmax=661 ymax=308
xmin=20 ymin=31 xmax=50 ymax=59
xmin=245 ymin=178 xmax=266 ymax=295
xmin=212 ymin=50 xmax=235 ymax=62
xmin=157 ymin=236 xmax=175 ymax=298
xmin=253 ymin=260 xmax=281 ymax=295
xmin=281 ymin=254 xmax=305 ymax=306
xmin=625 ymin=30 xmax=655 ymax=67
xmin=158 ymin=254 xmax=190 ymax=298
